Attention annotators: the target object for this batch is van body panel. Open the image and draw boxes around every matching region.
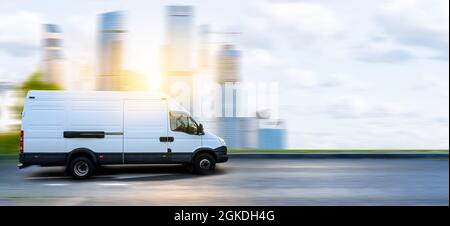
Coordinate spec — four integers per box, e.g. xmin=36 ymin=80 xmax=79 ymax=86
xmin=202 ymin=131 xmax=224 ymax=150
xmin=65 ymin=99 xmax=123 ymax=154
xmin=123 ymin=99 xmax=168 ymax=153
xmin=123 ymin=99 xmax=170 ymax=164
xmin=23 ymin=99 xmax=65 ymax=153
xmin=167 ymin=131 xmax=202 ymax=153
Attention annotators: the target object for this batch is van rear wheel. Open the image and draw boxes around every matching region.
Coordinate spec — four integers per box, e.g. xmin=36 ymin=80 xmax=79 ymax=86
xmin=193 ymin=153 xmax=216 ymax=175
xmin=68 ymin=156 xmax=95 ymax=179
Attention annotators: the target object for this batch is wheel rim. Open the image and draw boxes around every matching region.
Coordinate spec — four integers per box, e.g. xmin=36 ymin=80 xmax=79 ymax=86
xmin=199 ymin=159 xmax=211 ymax=170
xmin=74 ymin=161 xmax=89 ymax=177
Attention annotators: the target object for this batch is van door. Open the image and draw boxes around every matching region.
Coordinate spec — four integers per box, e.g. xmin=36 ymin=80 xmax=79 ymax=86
xmin=167 ymin=111 xmax=202 ymax=162
xmin=123 ymin=99 xmax=169 ymax=164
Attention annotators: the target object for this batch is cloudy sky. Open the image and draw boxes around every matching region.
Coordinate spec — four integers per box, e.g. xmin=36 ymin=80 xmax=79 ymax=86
xmin=0 ymin=0 xmax=448 ymax=149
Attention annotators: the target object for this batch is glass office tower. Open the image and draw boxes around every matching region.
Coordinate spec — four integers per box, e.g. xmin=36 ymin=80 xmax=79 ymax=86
xmin=42 ymin=24 xmax=65 ymax=87
xmin=97 ymin=11 xmax=126 ymax=90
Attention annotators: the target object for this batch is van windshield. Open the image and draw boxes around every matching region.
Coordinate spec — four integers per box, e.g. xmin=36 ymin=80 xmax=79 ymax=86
xmin=169 ymin=111 xmax=199 ymax=135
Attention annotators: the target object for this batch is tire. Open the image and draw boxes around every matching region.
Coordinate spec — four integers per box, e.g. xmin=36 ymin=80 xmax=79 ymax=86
xmin=68 ymin=156 xmax=95 ymax=179
xmin=193 ymin=153 xmax=216 ymax=175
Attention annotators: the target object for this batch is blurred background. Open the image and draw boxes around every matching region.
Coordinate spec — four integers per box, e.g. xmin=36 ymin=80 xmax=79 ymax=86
xmin=0 ymin=0 xmax=449 ymax=153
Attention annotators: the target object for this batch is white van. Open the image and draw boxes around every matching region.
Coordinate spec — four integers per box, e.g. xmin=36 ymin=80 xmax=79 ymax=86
xmin=19 ymin=90 xmax=227 ymax=179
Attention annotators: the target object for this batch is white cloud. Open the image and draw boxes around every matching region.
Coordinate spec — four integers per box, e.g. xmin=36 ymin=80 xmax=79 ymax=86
xmin=65 ymin=14 xmax=96 ymax=56
xmin=286 ymin=68 xmax=318 ymax=87
xmin=242 ymin=0 xmax=449 ymax=63
xmin=0 ymin=11 xmax=42 ymax=48
xmin=353 ymin=37 xmax=414 ymax=63
xmin=326 ymin=95 xmax=416 ymax=119
xmin=241 ymin=1 xmax=342 ymax=49
xmin=381 ymin=0 xmax=449 ymax=34
xmin=240 ymin=0 xmax=448 ymax=148
xmin=262 ymin=2 xmax=341 ymax=38
xmin=0 ymin=11 xmax=43 ymax=82
xmin=366 ymin=103 xmax=410 ymax=118
xmin=329 ymin=95 xmax=370 ymax=118
xmin=283 ymin=69 xmax=367 ymax=91
xmin=324 ymin=73 xmax=367 ymax=90
xmin=415 ymin=74 xmax=450 ymax=97
xmin=376 ymin=0 xmax=449 ymax=58
xmin=244 ymin=48 xmax=281 ymax=68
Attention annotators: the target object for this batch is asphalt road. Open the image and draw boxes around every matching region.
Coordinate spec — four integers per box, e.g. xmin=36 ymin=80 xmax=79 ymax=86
xmin=0 ymin=157 xmax=448 ymax=205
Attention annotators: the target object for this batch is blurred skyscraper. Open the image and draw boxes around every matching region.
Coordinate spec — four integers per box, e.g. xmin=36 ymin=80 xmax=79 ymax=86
xmin=214 ymin=44 xmax=259 ymax=149
xmin=193 ymin=24 xmax=215 ymax=118
xmin=198 ymin=25 xmax=211 ymax=70
xmin=97 ymin=11 xmax=126 ymax=91
xmin=164 ymin=5 xmax=193 ymax=74
xmin=217 ymin=44 xmax=240 ymax=117
xmin=42 ymin=24 xmax=65 ymax=88
xmin=162 ymin=5 xmax=194 ymax=112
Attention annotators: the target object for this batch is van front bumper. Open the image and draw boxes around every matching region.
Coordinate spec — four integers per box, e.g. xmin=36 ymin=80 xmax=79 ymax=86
xmin=214 ymin=146 xmax=228 ymax=163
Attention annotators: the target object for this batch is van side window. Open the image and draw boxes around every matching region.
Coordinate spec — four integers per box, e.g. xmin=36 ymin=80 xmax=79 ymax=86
xmin=170 ymin=111 xmax=198 ymax=135
xmin=186 ymin=117 xmax=198 ymax=134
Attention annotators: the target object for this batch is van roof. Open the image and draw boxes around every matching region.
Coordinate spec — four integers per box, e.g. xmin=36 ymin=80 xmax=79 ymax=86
xmin=26 ymin=90 xmax=189 ymax=113
xmin=27 ymin=90 xmax=168 ymax=100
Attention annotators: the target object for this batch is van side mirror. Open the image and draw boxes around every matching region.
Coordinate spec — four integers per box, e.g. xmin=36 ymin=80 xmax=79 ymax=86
xmin=197 ymin=123 xmax=204 ymax=135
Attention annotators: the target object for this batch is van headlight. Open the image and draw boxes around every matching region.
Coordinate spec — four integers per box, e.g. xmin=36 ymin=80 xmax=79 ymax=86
xmin=219 ymin=137 xmax=226 ymax=146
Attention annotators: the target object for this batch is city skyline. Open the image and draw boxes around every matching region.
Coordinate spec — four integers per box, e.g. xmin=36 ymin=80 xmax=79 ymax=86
xmin=0 ymin=0 xmax=448 ymax=149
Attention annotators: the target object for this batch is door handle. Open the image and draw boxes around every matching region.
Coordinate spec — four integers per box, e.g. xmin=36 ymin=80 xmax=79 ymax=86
xmin=160 ymin=136 xmax=174 ymax=142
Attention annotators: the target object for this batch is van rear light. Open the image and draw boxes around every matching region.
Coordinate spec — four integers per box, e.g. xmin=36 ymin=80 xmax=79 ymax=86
xmin=20 ymin=130 xmax=24 ymax=154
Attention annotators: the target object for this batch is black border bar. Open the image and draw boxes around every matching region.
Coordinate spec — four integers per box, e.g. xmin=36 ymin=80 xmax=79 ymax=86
xmin=0 ymin=206 xmax=447 ymax=225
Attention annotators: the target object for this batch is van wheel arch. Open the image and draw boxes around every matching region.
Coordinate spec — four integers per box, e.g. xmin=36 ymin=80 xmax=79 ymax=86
xmin=192 ymin=148 xmax=217 ymax=162
xmin=67 ymin=148 xmax=97 ymax=166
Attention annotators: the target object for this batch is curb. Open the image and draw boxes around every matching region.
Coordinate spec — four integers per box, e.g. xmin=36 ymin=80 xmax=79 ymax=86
xmin=228 ymin=153 xmax=449 ymax=159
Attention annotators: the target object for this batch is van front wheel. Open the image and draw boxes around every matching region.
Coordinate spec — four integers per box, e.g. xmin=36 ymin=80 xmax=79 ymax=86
xmin=193 ymin=153 xmax=216 ymax=175
xmin=68 ymin=156 xmax=95 ymax=179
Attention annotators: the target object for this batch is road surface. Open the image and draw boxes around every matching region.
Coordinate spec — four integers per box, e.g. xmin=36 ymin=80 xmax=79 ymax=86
xmin=0 ymin=157 xmax=448 ymax=205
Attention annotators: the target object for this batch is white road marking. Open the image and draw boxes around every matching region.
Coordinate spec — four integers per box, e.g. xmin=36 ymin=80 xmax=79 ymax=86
xmin=97 ymin=183 xmax=129 ymax=186
xmin=43 ymin=183 xmax=68 ymax=186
